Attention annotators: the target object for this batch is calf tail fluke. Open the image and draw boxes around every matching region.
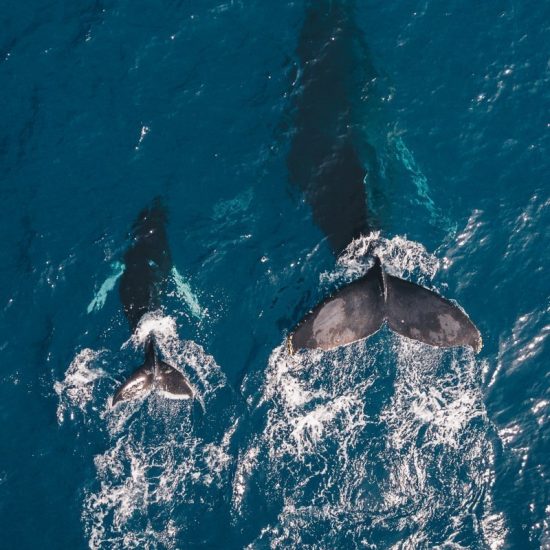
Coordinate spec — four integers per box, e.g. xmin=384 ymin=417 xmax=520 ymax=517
xmin=112 ymin=336 xmax=193 ymax=406
xmin=289 ymin=257 xmax=481 ymax=354
xmin=112 ymin=361 xmax=154 ymax=405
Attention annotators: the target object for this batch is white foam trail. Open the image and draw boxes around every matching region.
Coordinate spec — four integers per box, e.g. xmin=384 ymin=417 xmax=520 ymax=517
xmin=87 ymin=262 xmax=125 ymax=313
xmin=57 ymin=310 xmax=232 ymax=548
xmin=290 ymin=393 xmax=364 ymax=457
xmin=382 ymin=340 xmax=484 ymax=450
xmin=55 ymin=348 xmax=109 ymax=424
xmin=84 ymin=405 xmax=234 ymax=549
xmin=170 ymin=267 xmax=206 ymax=320
xmin=232 ymin=444 xmax=260 ymax=513
xmin=236 ymin=236 xmax=505 ymax=548
xmin=482 ymin=512 xmax=508 ymax=550
xmin=233 ymin=342 xmax=377 ymax=520
xmin=85 ymin=431 xmax=187 ymax=550
xmin=378 ymin=339 xmax=504 ymax=548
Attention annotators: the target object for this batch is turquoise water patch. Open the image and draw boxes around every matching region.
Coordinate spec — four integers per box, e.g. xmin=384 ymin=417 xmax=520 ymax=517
xmin=87 ymin=261 xmax=125 ymax=314
xmin=391 ymin=135 xmax=457 ymax=235
xmin=171 ymin=267 xmax=206 ymax=320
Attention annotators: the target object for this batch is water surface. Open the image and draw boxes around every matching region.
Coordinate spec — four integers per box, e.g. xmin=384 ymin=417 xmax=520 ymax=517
xmin=0 ymin=1 xmax=548 ymax=548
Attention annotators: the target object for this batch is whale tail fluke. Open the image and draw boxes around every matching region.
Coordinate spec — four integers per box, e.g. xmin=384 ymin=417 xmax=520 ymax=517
xmin=112 ymin=361 xmax=154 ymax=405
xmin=289 ymin=258 xmax=482 ymax=354
xmin=384 ymin=273 xmax=482 ymax=352
xmin=289 ymin=259 xmax=385 ymax=352
xmin=155 ymin=360 xmax=194 ymax=400
xmin=112 ymin=337 xmax=193 ymax=406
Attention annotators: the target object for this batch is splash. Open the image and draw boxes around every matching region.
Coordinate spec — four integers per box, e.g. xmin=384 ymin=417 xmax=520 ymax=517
xmin=87 ymin=262 xmax=125 ymax=313
xmin=55 ymin=348 xmax=109 ymax=424
xmin=120 ymin=312 xmax=226 ymax=414
xmin=321 ymin=232 xmax=440 ymax=286
xmin=122 ymin=311 xmax=180 ymax=352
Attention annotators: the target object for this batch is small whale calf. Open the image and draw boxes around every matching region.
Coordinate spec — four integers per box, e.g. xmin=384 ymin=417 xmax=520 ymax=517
xmin=113 ymin=198 xmax=193 ymax=405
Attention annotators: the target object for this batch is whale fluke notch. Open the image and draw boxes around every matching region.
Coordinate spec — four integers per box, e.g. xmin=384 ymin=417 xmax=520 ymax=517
xmin=112 ymin=336 xmax=193 ymax=406
xmin=289 ymin=258 xmax=482 ymax=354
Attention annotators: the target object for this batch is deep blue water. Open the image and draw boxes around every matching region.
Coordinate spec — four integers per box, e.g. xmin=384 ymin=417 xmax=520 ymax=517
xmin=1 ymin=1 xmax=549 ymax=548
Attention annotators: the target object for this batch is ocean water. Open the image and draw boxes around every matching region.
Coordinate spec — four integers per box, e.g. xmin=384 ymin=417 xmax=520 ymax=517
xmin=1 ymin=1 xmax=548 ymax=548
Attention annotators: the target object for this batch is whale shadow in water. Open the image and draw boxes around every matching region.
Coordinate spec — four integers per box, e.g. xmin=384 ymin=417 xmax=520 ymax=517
xmin=287 ymin=0 xmax=481 ymax=353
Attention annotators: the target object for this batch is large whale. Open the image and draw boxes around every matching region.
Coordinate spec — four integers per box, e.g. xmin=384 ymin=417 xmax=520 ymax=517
xmin=287 ymin=0 xmax=481 ymax=353
xmin=113 ymin=198 xmax=193 ymax=405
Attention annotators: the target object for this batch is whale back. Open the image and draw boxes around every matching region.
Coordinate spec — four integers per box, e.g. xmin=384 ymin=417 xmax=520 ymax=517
xmin=287 ymin=0 xmax=376 ymax=254
xmin=118 ymin=198 xmax=172 ymax=330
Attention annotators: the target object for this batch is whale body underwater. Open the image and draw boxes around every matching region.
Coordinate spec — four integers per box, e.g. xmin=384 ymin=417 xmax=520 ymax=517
xmin=287 ymin=0 xmax=481 ymax=354
xmin=113 ymin=199 xmax=193 ymax=405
